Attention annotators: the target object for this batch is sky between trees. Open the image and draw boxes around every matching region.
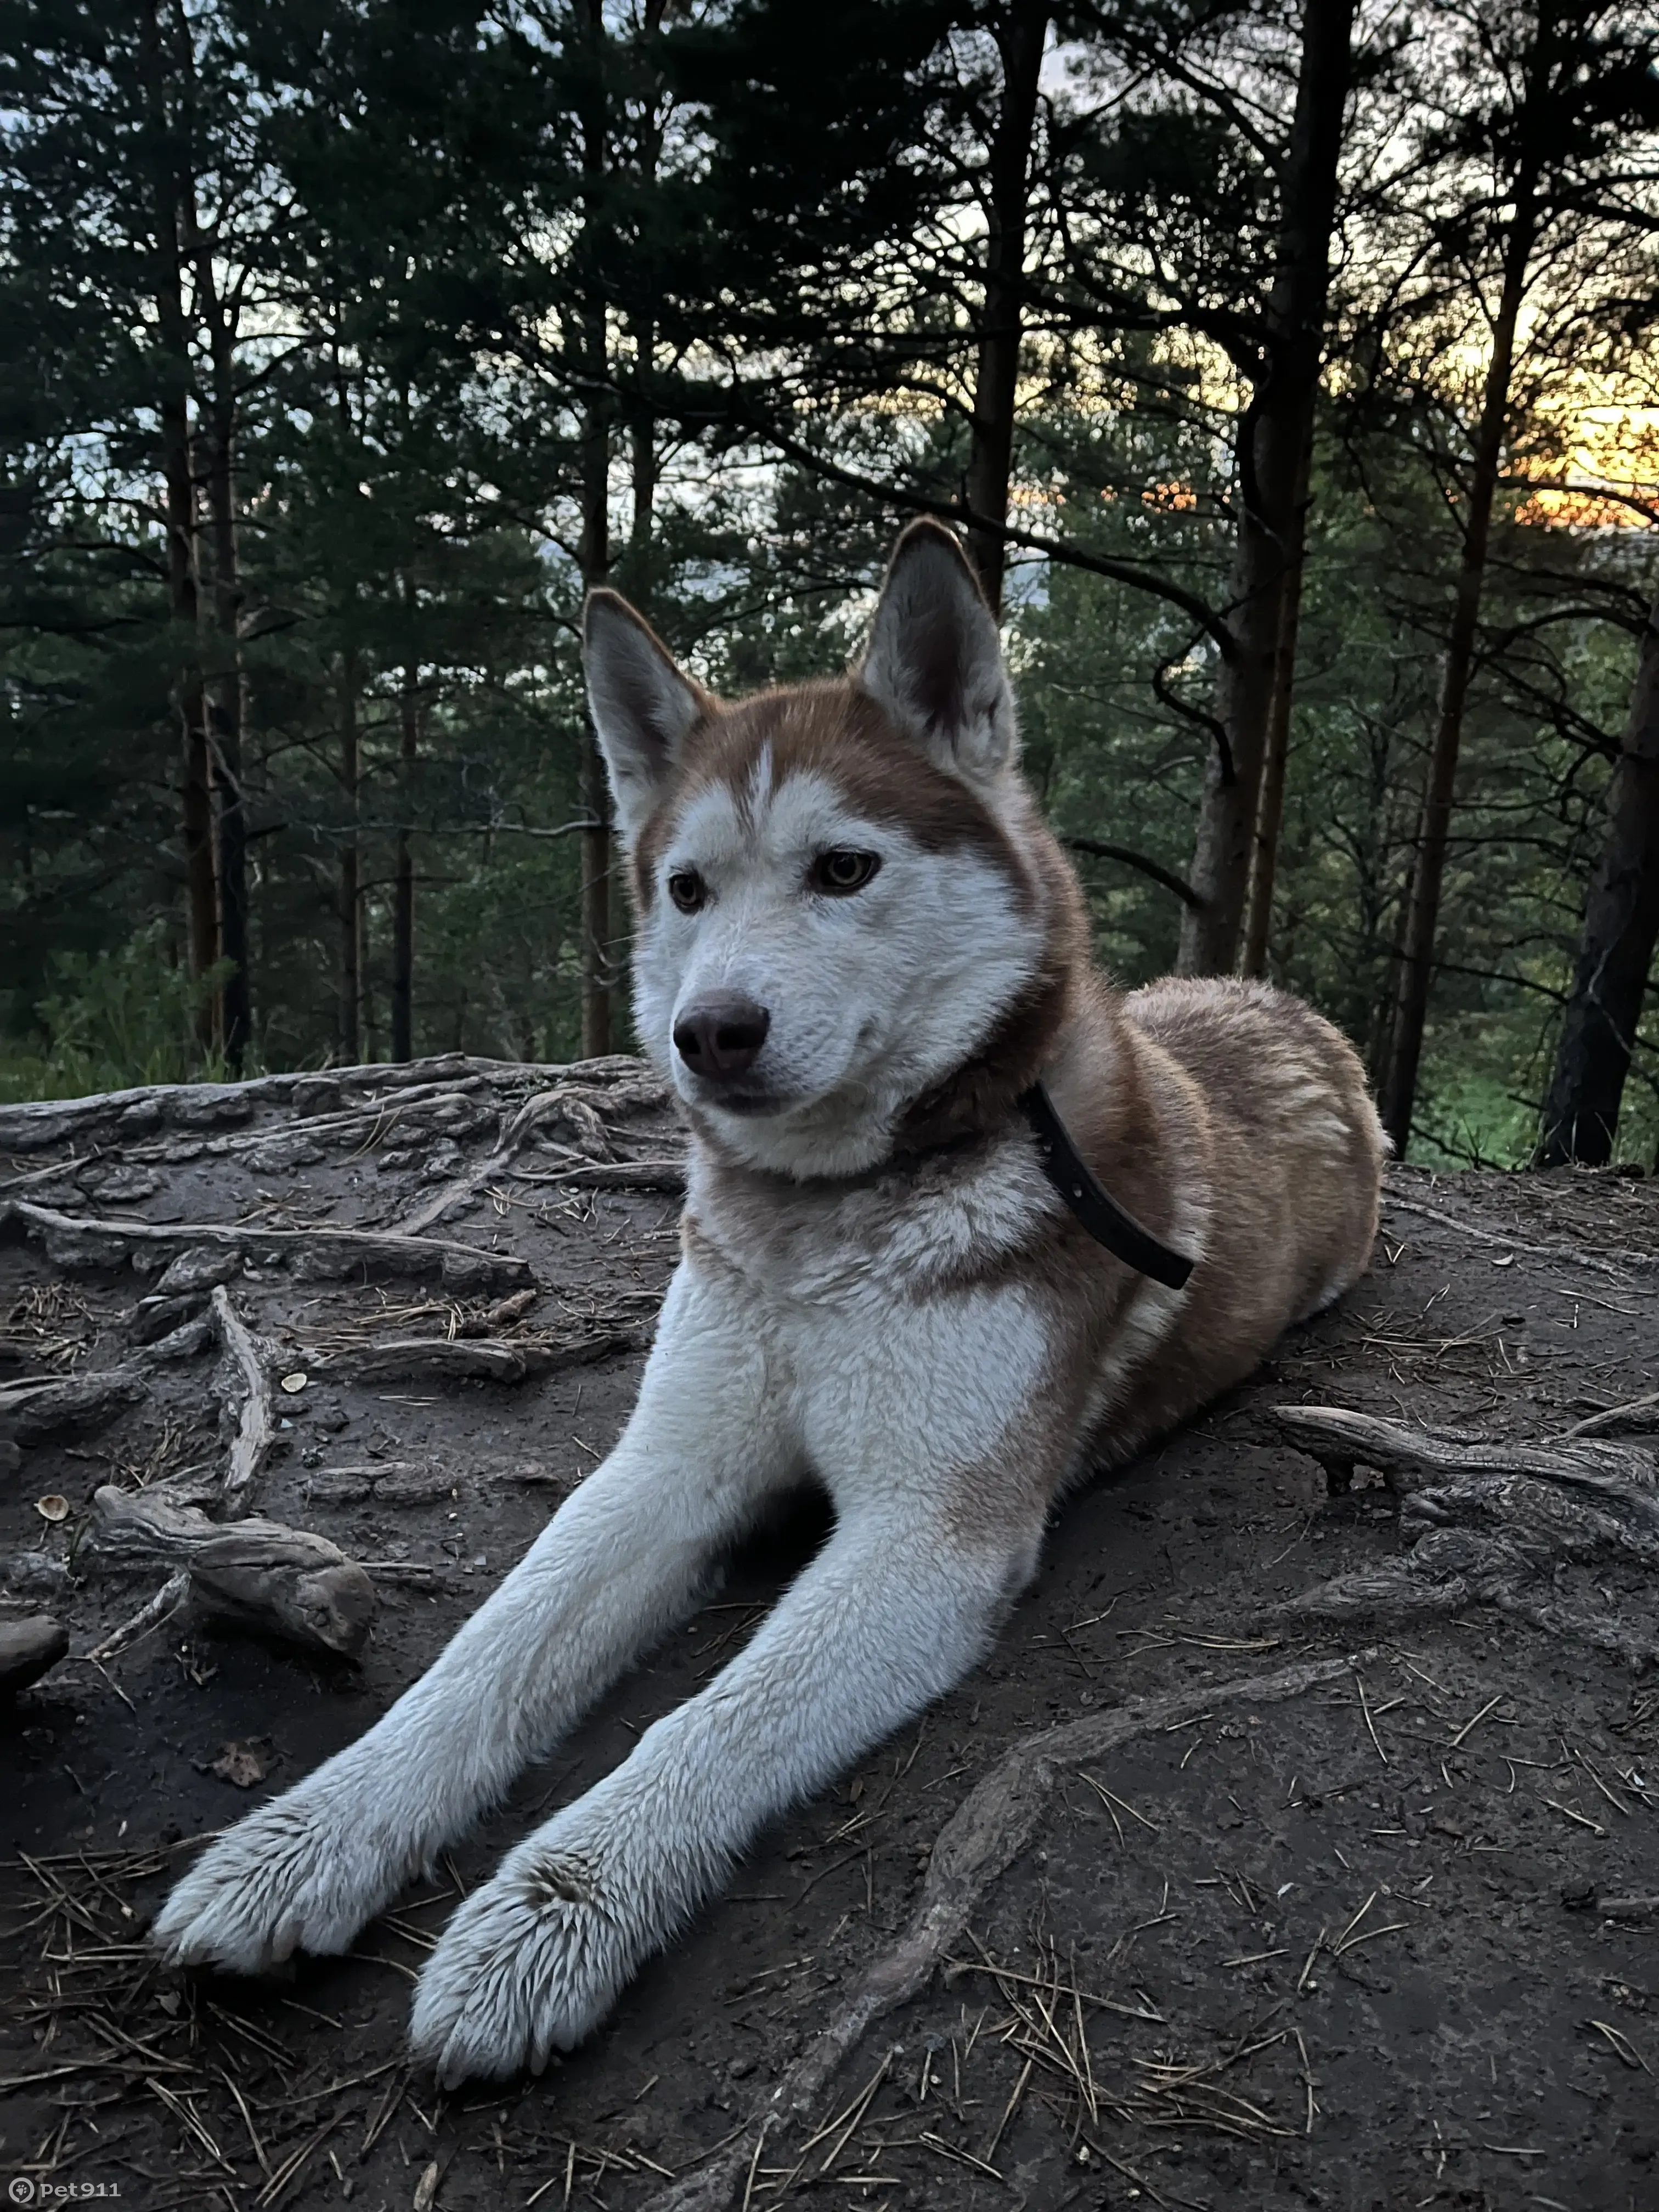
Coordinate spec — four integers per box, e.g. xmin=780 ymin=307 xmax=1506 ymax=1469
xmin=2 ymin=0 xmax=1657 ymax=1169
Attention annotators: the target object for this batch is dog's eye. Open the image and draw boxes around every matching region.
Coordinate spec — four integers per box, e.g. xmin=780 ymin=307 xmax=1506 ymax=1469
xmin=810 ymin=850 xmax=881 ymax=896
xmin=667 ymin=870 xmax=707 ymax=915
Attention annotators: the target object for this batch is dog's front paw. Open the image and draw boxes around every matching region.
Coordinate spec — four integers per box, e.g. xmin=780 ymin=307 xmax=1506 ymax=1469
xmin=151 ymin=1785 xmax=402 ymax=1974
xmin=409 ymin=1847 xmax=637 ymax=2088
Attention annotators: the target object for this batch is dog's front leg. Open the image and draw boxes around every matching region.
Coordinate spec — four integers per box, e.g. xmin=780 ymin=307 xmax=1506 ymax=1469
xmin=152 ymin=1265 xmax=799 ymax=1976
xmin=409 ymin=1498 xmax=1039 ymax=2084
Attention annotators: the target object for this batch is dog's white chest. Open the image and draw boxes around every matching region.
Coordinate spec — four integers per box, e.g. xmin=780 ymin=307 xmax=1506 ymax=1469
xmin=680 ymin=1147 xmax=1060 ymax=1502
xmin=789 ymin=1279 xmax=1051 ymax=1494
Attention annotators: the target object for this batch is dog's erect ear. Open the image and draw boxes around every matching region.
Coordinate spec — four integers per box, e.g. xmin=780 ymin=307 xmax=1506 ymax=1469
xmin=583 ymin=590 xmax=710 ymax=844
xmin=857 ymin=519 xmax=1017 ymax=785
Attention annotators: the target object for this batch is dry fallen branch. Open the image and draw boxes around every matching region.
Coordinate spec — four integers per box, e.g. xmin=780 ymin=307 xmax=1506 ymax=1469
xmin=515 ymin=1158 xmax=687 ymax=1194
xmin=346 ymin=1335 xmax=534 ymax=1384
xmin=87 ymin=1488 xmax=376 ymax=1658
xmin=338 ymin=1319 xmax=654 ymax=1386
xmin=213 ymin=1284 xmax=273 ymax=1520
xmin=1 ymin=1198 xmax=531 ymax=1290
xmin=302 ymin=1464 xmax=462 ymax=1508
xmin=639 ymin=1650 xmax=1368 ymax=2212
xmin=81 ymin=1573 xmax=190 ymax=1663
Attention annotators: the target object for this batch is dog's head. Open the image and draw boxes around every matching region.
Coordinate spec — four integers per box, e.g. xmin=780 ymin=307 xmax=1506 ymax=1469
xmin=583 ymin=520 xmax=1069 ymax=1177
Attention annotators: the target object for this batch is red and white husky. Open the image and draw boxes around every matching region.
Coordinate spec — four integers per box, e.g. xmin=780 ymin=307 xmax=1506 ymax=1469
xmin=155 ymin=520 xmax=1385 ymax=2085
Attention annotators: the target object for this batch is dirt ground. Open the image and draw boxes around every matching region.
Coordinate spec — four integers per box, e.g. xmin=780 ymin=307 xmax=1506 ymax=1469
xmin=3 ymin=1053 xmax=1657 ymax=2212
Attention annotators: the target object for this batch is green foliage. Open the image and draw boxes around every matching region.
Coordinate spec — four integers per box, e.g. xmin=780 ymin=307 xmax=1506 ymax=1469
xmin=0 ymin=0 xmax=1653 ymax=1168
xmin=1 ymin=924 xmax=233 ymax=1102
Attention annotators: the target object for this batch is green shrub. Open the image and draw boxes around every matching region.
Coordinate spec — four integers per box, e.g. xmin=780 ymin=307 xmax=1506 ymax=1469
xmin=0 ymin=924 xmax=235 ymax=1103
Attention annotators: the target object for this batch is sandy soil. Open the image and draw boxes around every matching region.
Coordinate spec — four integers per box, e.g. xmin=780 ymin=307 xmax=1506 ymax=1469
xmin=2 ymin=1056 xmax=1656 ymax=2212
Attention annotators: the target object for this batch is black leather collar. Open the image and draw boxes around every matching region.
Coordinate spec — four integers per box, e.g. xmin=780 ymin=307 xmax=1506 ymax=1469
xmin=1019 ymin=1082 xmax=1195 ymax=1290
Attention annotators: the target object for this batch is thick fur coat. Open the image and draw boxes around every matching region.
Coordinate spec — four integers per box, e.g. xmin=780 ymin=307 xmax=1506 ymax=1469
xmin=154 ymin=521 xmax=1386 ymax=2086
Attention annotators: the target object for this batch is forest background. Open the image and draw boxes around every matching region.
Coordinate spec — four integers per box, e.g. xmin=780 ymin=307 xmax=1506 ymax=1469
xmin=3 ymin=0 xmax=1658 ymax=1171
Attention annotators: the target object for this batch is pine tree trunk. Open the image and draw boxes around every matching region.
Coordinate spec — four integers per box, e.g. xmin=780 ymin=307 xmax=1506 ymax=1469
xmin=200 ymin=375 xmax=250 ymax=1071
xmin=140 ymin=0 xmax=217 ymax=1048
xmin=1378 ymin=197 xmax=1536 ymax=1154
xmin=338 ymin=668 xmax=361 ymax=1065
xmin=963 ymin=0 xmax=1048 ymax=616
xmin=1537 ymin=590 xmax=1659 ymax=1166
xmin=1239 ymin=431 xmax=1314 ymax=979
xmin=578 ymin=390 xmax=614 ymax=1062
xmin=622 ymin=0 xmax=667 ymax=602
xmin=169 ymin=22 xmax=252 ymax=1071
xmin=627 ymin=381 xmax=658 ymax=585
xmin=392 ymin=668 xmax=417 ymax=1064
xmin=331 ymin=361 xmax=362 ymax=1066
xmin=1176 ymin=0 xmax=1353 ymax=977
xmin=161 ymin=392 xmax=218 ymax=1047
xmin=575 ymin=0 xmax=614 ymax=1062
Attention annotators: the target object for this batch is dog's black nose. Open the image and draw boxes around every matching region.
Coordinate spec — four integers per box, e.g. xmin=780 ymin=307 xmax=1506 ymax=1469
xmin=673 ymin=995 xmax=770 ymax=1080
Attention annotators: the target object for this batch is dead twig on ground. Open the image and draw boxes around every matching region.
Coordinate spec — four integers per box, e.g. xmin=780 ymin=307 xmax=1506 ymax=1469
xmin=213 ymin=1285 xmax=272 ymax=1521
xmin=334 ymin=1318 xmax=654 ymax=1386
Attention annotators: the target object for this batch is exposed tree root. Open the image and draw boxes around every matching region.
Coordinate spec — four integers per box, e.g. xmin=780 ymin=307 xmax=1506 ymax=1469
xmin=639 ymin=1650 xmax=1367 ymax=2212
xmin=1276 ymin=1407 xmax=1659 ymax=1671
xmin=1 ymin=1198 xmax=531 ymax=1289
xmin=338 ymin=1319 xmax=654 ymax=1386
xmin=1277 ymin=1404 xmax=1657 ymax=1497
xmin=0 ymin=1052 xmax=650 ymax=1156
xmin=0 ymin=1314 xmax=211 ymax=1446
xmin=1 ymin=1062 xmax=675 ymax=1215
xmin=1567 ymin=1390 xmax=1659 ymax=1439
xmin=399 ymin=1073 xmax=670 ymax=1234
xmin=79 ymin=1286 xmax=372 ymax=1662
xmin=1279 ymin=1529 xmax=1659 ymax=1671
xmin=87 ymin=1488 xmax=375 ymax=1657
